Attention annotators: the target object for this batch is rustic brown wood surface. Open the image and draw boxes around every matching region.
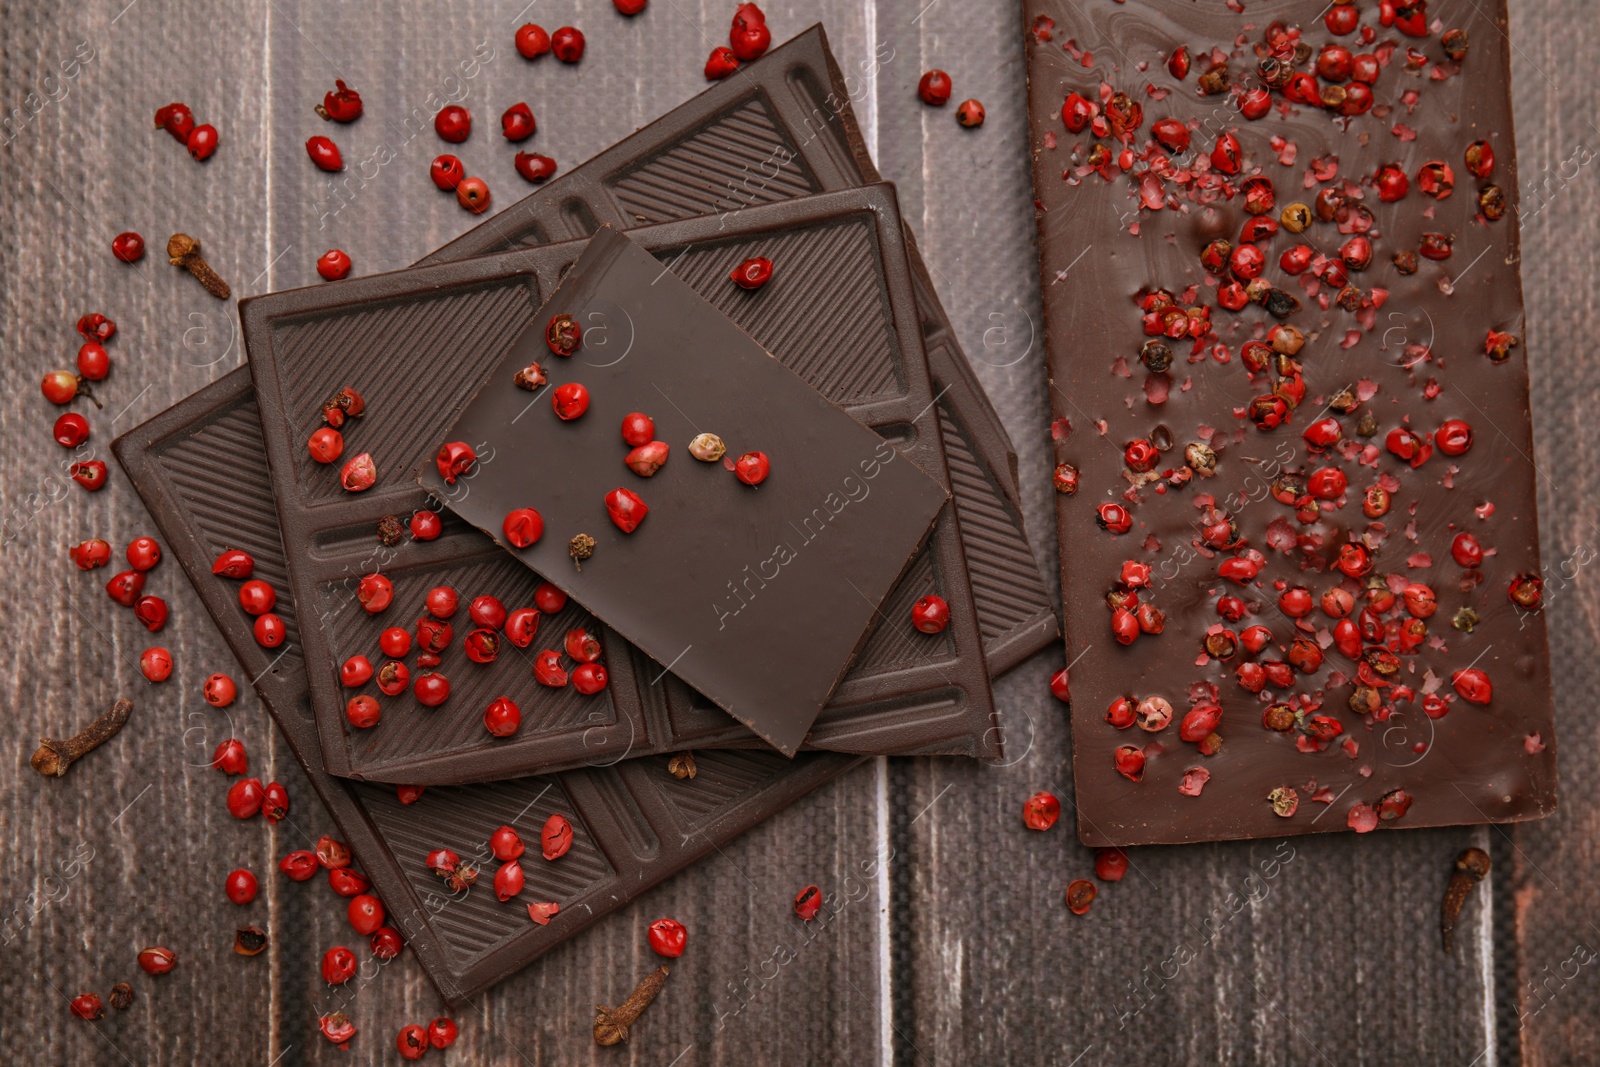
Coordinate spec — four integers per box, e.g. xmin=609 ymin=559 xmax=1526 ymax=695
xmin=0 ymin=0 xmax=1592 ymax=1064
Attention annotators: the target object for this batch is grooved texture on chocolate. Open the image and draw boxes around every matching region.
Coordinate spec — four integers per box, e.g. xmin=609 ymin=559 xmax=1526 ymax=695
xmin=420 ymin=25 xmax=1057 ymax=678
xmin=243 ymin=187 xmax=1002 ymax=782
xmin=1024 ymin=0 xmax=1557 ymax=844
xmin=112 ymin=370 xmax=859 ymax=1006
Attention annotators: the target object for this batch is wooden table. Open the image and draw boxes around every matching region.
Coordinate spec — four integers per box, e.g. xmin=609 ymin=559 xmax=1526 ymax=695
xmin=2 ymin=1 xmax=1593 ymax=1062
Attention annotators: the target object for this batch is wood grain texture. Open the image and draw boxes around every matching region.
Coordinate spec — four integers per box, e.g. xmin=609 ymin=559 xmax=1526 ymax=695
xmin=1 ymin=0 xmax=1593 ymax=1064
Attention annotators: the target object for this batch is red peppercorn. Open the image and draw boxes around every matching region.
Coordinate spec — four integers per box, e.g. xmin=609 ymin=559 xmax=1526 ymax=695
xmin=186 ymin=124 xmax=219 ymax=160
xmin=428 ymin=1018 xmax=458 ymax=1049
xmin=1239 ymin=87 xmax=1271 ymax=120
xmin=339 ymin=452 xmax=377 ymax=492
xmin=1278 ymin=586 xmax=1313 ymax=617
xmin=434 ymin=105 xmax=471 ymax=143
xmin=1453 ymin=667 xmax=1493 ymax=705
xmin=417 ymin=616 xmax=452 ymax=654
xmin=513 ymin=151 xmax=558 ymax=183
xmin=346 ymin=695 xmax=380 ymax=728
xmin=534 ymin=583 xmax=568 ymax=614
xmin=563 ymin=627 xmax=602 ymax=663
xmin=340 ymin=655 xmax=373 ymax=688
xmin=731 ymin=256 xmax=774 ymax=290
xmin=1229 ymin=243 xmax=1265 ymax=281
xmin=371 ymin=927 xmax=404 ymax=959
xmin=487 ymin=827 xmax=525 ymax=863
xmin=647 ymin=918 xmax=688 ymax=958
xmin=77 ymin=341 xmax=110 ymax=381
xmin=1211 ymin=132 xmax=1242 ymax=175
xmin=1022 ymin=791 xmax=1061 ymax=830
xmin=456 ymin=176 xmax=491 ymax=213
xmin=237 ymin=579 xmax=276 ymax=616
xmin=1509 ymin=573 xmax=1543 ymax=611
xmin=551 ymin=26 xmax=585 ymax=62
xmin=1113 ymin=745 xmax=1146 ymax=781
xmin=154 ymin=102 xmax=195 ymax=141
xmin=622 ymin=440 xmax=670 ymax=478
xmin=1061 ymin=91 xmax=1094 ymax=132
xmin=505 ymin=608 xmax=540 ymax=648
xmin=464 ymin=628 xmax=500 ymax=664
xmin=42 ymin=369 xmax=86 ymax=405
xmin=328 ymin=868 xmax=370 ymax=897
xmin=955 ymin=99 xmax=986 ymax=128
xmin=423 ymin=585 xmax=459 ymax=619
xmin=409 ymin=510 xmax=443 ymax=541
xmin=465 ymin=595 xmax=505 ymax=631
xmin=254 ymin=613 xmax=287 ymax=648
xmin=138 ymin=946 xmax=178 ymax=975
xmin=493 ymin=506 xmax=545 ymax=552
xmin=204 ymin=673 xmax=237 ymax=707
xmin=1151 ymin=117 xmax=1190 ymax=152
xmin=225 ymin=869 xmax=258 ymax=905
xmin=347 ymin=894 xmax=385 ymax=936
xmin=212 ymin=738 xmax=248 ymax=775
xmin=415 ymin=671 xmax=451 ymax=707
xmin=306 ymin=426 xmax=344 ymax=464
xmin=1097 ymin=502 xmax=1132 ymax=534
xmin=794 ymin=885 xmax=822 ymax=921
xmin=264 ymin=782 xmax=289 ymax=823
xmin=112 ymin=231 xmax=146 ymax=263
xmin=316 ymin=836 xmax=352 ymax=869
xmin=315 ymin=79 xmax=362 ymax=122
xmin=1306 ymin=467 xmax=1347 ymax=500
xmin=69 ymin=992 xmax=103 ymax=1022
xmin=538 ymin=812 xmax=575 ymax=860
xmin=613 ymin=411 xmax=656 ymax=449
xmin=212 ymin=549 xmax=255 ymax=578
xmin=71 ymin=460 xmax=108 ymax=491
xmin=605 ymin=487 xmax=649 ymax=533
xmin=280 ymin=850 xmax=319 ymax=881
xmin=322 ymin=946 xmax=358 ymax=985
xmin=48 ymin=411 xmax=88 ymax=452
xmin=728 ymin=12 xmax=769 ymax=61
xmin=705 ymin=46 xmax=740 ymax=79
xmin=552 ymin=382 xmax=591 ymax=421
xmin=515 ymin=23 xmax=551 ymax=59
xmin=729 ymin=451 xmax=770 ymax=486
xmin=227 ymin=777 xmax=264 ymax=818
xmin=1094 ymin=848 xmax=1129 ymax=881
xmin=139 ymin=646 xmax=173 ymax=682
xmin=501 ymin=102 xmax=536 ymax=142
xmin=429 ymin=153 xmax=465 ymax=190
xmin=305 ymin=135 xmax=343 ymax=172
xmin=494 ymin=860 xmax=525 ymax=901
xmin=1451 ymin=533 xmax=1484 ymax=568
xmin=69 ymin=538 xmax=110 ymax=571
xmin=316 ymin=249 xmax=351 ymax=281
xmin=918 ymin=70 xmax=952 ymax=106
xmin=572 ymin=662 xmax=608 ymax=694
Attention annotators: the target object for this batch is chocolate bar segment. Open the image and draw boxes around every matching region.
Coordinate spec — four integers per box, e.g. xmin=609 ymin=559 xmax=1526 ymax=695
xmin=421 ymin=227 xmax=948 ymax=756
xmin=422 ymin=24 xmax=1057 ymax=677
xmin=112 ymin=372 xmax=860 ymax=1006
xmin=243 ymin=186 xmax=1002 ymax=783
xmin=1024 ymin=0 xmax=1556 ymax=844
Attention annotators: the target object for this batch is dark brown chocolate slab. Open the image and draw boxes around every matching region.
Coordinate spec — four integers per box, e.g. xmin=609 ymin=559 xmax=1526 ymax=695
xmin=421 ymin=227 xmax=948 ymax=755
xmin=112 ymin=371 xmax=860 ymax=1007
xmin=422 ymin=24 xmax=1058 ymax=677
xmin=242 ymin=185 xmax=1003 ymax=783
xmin=1024 ymin=0 xmax=1557 ymax=844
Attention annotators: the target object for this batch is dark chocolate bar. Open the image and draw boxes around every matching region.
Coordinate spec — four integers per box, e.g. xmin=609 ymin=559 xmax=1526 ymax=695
xmin=421 ymin=24 xmax=1058 ymax=677
xmin=242 ymin=186 xmax=1003 ymax=783
xmin=1024 ymin=0 xmax=1557 ymax=843
xmin=112 ymin=371 xmax=860 ymax=1006
xmin=420 ymin=227 xmax=948 ymax=756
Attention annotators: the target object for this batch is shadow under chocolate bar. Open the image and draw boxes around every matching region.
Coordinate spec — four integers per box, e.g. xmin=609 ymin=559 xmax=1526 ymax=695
xmin=113 ymin=372 xmax=862 ymax=1006
xmin=241 ymin=186 xmax=1001 ymax=785
xmin=421 ymin=23 xmax=1058 ymax=677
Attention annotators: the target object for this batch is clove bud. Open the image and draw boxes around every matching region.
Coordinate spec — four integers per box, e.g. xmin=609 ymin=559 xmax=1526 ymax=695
xmin=32 ymin=699 xmax=132 ymax=777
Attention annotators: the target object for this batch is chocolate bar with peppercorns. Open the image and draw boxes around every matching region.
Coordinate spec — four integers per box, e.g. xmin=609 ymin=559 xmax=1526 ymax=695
xmin=1024 ymin=0 xmax=1556 ymax=844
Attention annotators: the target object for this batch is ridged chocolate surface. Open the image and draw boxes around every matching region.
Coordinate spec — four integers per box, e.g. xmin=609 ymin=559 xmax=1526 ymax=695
xmin=423 ymin=25 xmax=1057 ymax=678
xmin=1024 ymin=0 xmax=1557 ymax=844
xmin=112 ymin=371 xmax=859 ymax=1006
xmin=244 ymin=186 xmax=1003 ymax=783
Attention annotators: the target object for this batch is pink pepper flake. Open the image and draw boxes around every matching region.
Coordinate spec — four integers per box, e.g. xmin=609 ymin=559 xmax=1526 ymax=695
xmin=1311 ymin=787 xmax=1337 ymax=805
xmin=1112 ymin=356 xmax=1132 ymax=378
xmin=1341 ymin=330 xmax=1361 ymax=349
xmin=1475 ymin=501 xmax=1495 ymax=519
xmin=527 ymin=901 xmax=560 ymax=925
xmin=1525 ymin=733 xmax=1546 ymax=754
xmin=1392 ymin=124 xmax=1418 ymax=142
xmin=1407 ymin=553 xmax=1433 ymax=569
xmin=1179 ymin=767 xmax=1210 ymax=796
xmin=1144 ymin=375 xmax=1171 ymax=404
xmin=1051 ymin=417 xmax=1073 ymax=440
xmin=1347 ymin=804 xmax=1379 ymax=833
xmin=1342 ymin=738 xmax=1360 ymax=758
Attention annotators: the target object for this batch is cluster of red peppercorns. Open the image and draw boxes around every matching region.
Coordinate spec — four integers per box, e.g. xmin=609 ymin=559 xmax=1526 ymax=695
xmin=423 ymin=815 xmax=569 ymax=928
xmin=44 ymin=314 xmax=130 ymax=491
xmin=154 ymin=101 xmax=218 ymax=162
xmin=915 ymin=68 xmax=986 ymax=129
xmin=211 ymin=546 xmax=290 ymax=651
xmin=70 ymin=947 xmax=181 ymax=1021
xmin=1017 ymin=787 xmax=1130 ymax=916
xmin=304 ymin=385 xmax=373 ymax=491
xmin=1102 ymin=558 xmax=1163 ymax=646
xmin=83 ymin=535 xmax=177 ymax=678
xmin=704 ymin=3 xmax=770 ymax=80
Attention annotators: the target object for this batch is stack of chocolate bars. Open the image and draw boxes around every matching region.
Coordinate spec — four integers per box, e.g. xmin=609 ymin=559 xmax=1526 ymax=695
xmin=112 ymin=27 xmax=1056 ymax=1005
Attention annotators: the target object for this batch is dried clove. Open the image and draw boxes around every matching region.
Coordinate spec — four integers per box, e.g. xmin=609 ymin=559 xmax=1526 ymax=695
xmin=569 ymin=533 xmax=595 ymax=571
xmin=31 ymin=698 xmax=132 ymax=777
xmin=167 ymin=233 xmax=231 ymax=299
xmin=1441 ymin=847 xmax=1491 ymax=954
xmin=667 ymin=752 xmax=697 ymax=780
xmin=594 ymin=965 xmax=669 ymax=1046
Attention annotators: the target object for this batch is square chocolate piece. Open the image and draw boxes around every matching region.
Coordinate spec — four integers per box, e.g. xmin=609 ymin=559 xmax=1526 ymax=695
xmin=421 ymin=227 xmax=948 ymax=756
